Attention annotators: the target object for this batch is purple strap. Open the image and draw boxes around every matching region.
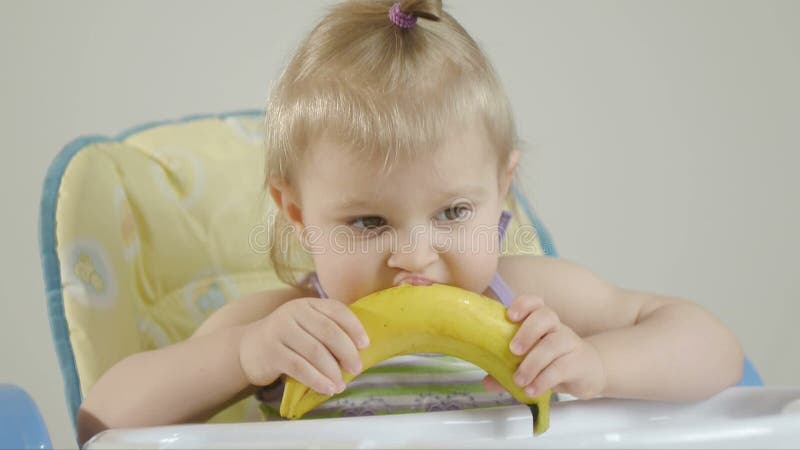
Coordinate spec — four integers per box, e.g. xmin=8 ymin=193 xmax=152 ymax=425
xmin=307 ymin=211 xmax=515 ymax=306
xmin=489 ymin=273 xmax=515 ymax=308
xmin=490 ymin=210 xmax=515 ymax=307
xmin=303 ymin=272 xmax=328 ymax=299
xmin=497 ymin=210 xmax=512 ymax=242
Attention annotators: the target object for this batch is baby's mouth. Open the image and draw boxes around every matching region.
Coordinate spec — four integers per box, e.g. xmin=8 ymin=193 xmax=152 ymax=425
xmin=396 ymin=275 xmax=434 ymax=286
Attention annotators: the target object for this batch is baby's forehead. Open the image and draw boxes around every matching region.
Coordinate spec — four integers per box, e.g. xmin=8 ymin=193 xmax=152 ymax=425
xmin=303 ymin=125 xmax=500 ymax=174
xmin=296 ymin=131 xmax=501 ymax=208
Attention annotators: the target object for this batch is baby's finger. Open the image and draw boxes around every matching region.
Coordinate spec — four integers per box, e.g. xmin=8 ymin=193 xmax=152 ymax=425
xmin=278 ymin=343 xmax=339 ymax=396
xmin=481 ymin=374 xmax=506 ymax=393
xmin=302 ymin=306 xmax=363 ymax=375
xmin=283 ymin=321 xmax=346 ymax=392
xmin=506 ymin=294 xmax=544 ymax=323
xmin=526 ymin=356 xmax=570 ymax=398
xmin=509 ymin=306 xmax=560 ymax=356
xmin=513 ymin=330 xmax=575 ymax=391
xmin=311 ymin=299 xmax=370 ymax=349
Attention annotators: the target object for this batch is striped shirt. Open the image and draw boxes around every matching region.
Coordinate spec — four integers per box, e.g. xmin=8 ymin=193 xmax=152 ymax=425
xmin=257 ymin=354 xmax=516 ymax=419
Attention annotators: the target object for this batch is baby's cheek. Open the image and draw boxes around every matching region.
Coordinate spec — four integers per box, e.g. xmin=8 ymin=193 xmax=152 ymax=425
xmin=314 ymin=252 xmax=377 ymax=303
xmin=446 ymin=240 xmax=499 ymax=295
xmin=466 ymin=253 xmax=500 ymax=293
xmin=464 ymin=222 xmax=501 ymax=283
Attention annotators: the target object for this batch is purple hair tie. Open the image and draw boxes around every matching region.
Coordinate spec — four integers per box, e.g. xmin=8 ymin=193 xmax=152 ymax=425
xmin=389 ymin=2 xmax=417 ymax=29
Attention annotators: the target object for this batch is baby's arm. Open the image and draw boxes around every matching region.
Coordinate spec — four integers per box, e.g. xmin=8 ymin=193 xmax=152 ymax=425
xmin=496 ymin=255 xmax=744 ymax=402
xmin=76 ymin=287 xmax=303 ymax=446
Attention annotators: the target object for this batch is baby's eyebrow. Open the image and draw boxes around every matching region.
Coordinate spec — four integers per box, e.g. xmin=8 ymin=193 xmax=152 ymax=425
xmin=436 ymin=186 xmax=488 ymax=202
xmin=333 ymin=186 xmax=488 ymax=212
xmin=333 ymin=197 xmax=377 ymax=211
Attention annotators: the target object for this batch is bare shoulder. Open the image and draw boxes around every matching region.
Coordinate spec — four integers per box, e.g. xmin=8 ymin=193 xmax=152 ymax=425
xmin=497 ymin=255 xmax=671 ymax=336
xmin=497 ymin=254 xmax=617 ymax=302
xmin=192 ymin=285 xmax=312 ymax=338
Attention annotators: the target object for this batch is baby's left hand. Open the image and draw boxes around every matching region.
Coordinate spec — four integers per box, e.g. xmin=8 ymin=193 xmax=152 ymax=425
xmin=483 ymin=294 xmax=606 ymax=400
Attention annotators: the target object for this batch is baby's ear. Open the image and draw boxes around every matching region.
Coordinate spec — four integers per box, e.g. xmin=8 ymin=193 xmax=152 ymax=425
xmin=269 ymin=178 xmax=304 ymax=228
xmin=500 ymin=149 xmax=521 ymax=198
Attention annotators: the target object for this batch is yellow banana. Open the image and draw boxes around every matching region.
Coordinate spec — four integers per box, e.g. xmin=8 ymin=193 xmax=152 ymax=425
xmin=280 ymin=284 xmax=551 ymax=434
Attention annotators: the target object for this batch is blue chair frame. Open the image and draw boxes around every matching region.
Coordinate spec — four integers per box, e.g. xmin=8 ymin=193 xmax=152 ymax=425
xmin=0 ymin=384 xmax=52 ymax=450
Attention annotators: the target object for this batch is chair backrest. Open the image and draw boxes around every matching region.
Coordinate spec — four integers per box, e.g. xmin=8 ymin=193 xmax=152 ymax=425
xmin=39 ymin=111 xmax=558 ymax=430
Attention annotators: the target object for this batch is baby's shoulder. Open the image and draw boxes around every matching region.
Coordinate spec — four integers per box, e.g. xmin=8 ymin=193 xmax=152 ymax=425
xmin=498 ymin=254 xmax=599 ymax=287
xmin=192 ymin=285 xmax=311 ymax=338
xmin=497 ymin=254 xmax=610 ymax=304
xmin=497 ymin=254 xmax=632 ymax=336
xmin=497 ymin=254 xmax=552 ymax=295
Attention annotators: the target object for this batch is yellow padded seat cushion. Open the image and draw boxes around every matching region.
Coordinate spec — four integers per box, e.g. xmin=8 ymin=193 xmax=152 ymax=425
xmin=53 ymin=113 xmax=544 ymax=423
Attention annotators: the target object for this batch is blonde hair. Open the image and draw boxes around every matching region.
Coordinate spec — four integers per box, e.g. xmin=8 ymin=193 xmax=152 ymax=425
xmin=265 ymin=0 xmax=521 ymax=287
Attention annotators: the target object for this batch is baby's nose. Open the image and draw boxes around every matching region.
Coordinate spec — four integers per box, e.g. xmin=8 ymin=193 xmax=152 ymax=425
xmin=386 ymin=227 xmax=439 ymax=272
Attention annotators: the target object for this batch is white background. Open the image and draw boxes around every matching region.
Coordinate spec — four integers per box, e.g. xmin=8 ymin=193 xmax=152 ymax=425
xmin=1 ymin=1 xmax=798 ymax=448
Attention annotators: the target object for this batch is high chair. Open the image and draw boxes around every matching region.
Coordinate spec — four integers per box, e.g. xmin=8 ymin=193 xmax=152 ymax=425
xmin=37 ymin=110 xmax=761 ymax=442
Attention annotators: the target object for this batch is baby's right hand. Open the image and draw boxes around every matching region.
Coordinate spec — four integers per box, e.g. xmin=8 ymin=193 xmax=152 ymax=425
xmin=239 ymin=297 xmax=370 ymax=396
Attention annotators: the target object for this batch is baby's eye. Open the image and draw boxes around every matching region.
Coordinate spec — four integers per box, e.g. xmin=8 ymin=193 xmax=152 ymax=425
xmin=435 ymin=203 xmax=473 ymax=222
xmin=350 ymin=216 xmax=388 ymax=230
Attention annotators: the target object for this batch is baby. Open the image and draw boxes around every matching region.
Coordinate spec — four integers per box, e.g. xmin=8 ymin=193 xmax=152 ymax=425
xmin=77 ymin=0 xmax=743 ymax=443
